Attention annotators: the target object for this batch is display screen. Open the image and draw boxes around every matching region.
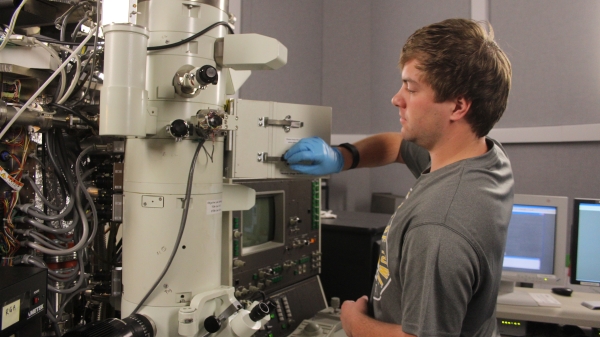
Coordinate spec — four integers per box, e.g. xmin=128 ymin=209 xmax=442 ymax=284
xmin=573 ymin=202 xmax=600 ymax=284
xmin=242 ymin=196 xmax=276 ymax=248
xmin=503 ymin=204 xmax=557 ymax=274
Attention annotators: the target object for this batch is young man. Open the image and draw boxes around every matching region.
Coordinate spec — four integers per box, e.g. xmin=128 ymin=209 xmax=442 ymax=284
xmin=284 ymin=18 xmax=513 ymax=337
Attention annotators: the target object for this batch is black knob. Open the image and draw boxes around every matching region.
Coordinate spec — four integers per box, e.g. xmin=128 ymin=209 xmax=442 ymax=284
xmin=169 ymin=119 xmax=189 ymax=138
xmin=197 ymin=65 xmax=218 ymax=85
xmin=203 ymin=315 xmax=222 ymax=333
xmin=208 ymin=114 xmax=223 ymax=128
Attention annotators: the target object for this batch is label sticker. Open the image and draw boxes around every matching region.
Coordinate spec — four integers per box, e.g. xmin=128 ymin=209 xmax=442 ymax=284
xmin=285 ymin=137 xmax=301 ymax=144
xmin=0 ymin=166 xmax=23 ymax=191
xmin=2 ymin=299 xmax=20 ymax=330
xmin=206 ymin=200 xmax=222 ymax=215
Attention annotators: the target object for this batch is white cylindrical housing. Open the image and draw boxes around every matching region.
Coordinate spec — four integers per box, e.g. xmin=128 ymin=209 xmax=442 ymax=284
xmin=100 ymin=24 xmax=149 ymax=137
xmin=178 ymin=307 xmax=198 ymax=336
xmin=229 ymin=312 xmax=261 ymax=337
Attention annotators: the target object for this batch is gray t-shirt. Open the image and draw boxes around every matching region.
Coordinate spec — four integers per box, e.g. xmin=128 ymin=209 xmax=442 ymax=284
xmin=371 ymin=138 xmax=514 ymax=337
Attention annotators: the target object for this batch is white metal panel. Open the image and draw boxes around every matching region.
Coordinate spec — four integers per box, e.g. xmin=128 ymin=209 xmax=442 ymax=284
xmin=228 ymin=99 xmax=332 ymax=179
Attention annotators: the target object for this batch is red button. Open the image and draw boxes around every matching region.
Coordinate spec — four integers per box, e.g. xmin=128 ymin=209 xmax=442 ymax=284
xmin=32 ymin=297 xmax=39 ymax=304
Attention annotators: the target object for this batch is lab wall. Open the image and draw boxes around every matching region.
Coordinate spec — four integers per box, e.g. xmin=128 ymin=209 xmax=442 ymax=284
xmin=238 ymin=1 xmax=600 ymax=224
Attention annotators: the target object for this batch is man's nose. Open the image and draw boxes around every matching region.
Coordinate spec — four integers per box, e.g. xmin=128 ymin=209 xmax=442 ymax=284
xmin=391 ymin=90 xmax=404 ymax=108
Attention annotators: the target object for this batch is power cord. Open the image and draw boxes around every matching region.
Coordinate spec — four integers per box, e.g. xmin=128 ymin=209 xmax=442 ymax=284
xmin=131 ymin=138 xmax=206 ymax=314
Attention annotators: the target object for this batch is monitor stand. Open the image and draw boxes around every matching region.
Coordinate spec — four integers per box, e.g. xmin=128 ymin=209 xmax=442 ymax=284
xmin=496 ymin=281 xmax=539 ymax=306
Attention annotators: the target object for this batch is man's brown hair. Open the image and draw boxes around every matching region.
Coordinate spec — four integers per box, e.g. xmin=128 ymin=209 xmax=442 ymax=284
xmin=400 ymin=18 xmax=512 ymax=137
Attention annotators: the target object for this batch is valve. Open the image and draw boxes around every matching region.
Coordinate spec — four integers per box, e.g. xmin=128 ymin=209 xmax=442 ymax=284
xmin=173 ymin=64 xmax=218 ymax=98
xmin=166 ymin=119 xmax=191 ymax=141
xmin=196 ymin=109 xmax=227 ymax=137
xmin=196 ymin=65 xmax=219 ymax=86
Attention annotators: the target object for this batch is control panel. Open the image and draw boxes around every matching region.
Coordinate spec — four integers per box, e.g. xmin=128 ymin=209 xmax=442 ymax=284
xmin=253 ymin=276 xmax=328 ymax=337
xmin=227 ymin=179 xmax=322 ymax=300
xmin=288 ymin=297 xmax=347 ymax=337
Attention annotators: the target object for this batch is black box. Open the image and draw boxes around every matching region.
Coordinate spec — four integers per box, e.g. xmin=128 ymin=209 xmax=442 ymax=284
xmin=0 ymin=266 xmax=47 ymax=337
xmin=320 ymin=211 xmax=390 ymax=303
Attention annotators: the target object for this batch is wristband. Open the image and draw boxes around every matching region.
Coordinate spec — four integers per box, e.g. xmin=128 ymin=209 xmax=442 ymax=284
xmin=338 ymin=143 xmax=360 ymax=169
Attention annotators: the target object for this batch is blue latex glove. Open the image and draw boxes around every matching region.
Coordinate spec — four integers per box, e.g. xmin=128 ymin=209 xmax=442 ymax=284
xmin=283 ymin=137 xmax=344 ymax=175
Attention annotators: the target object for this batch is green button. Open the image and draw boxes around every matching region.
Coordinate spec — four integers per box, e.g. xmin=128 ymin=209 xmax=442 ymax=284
xmin=281 ymin=324 xmax=288 ymax=329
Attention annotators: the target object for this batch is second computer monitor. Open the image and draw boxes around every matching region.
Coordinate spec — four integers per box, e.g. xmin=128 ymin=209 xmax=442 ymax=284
xmin=570 ymin=198 xmax=600 ymax=287
xmin=497 ymin=194 xmax=568 ymax=306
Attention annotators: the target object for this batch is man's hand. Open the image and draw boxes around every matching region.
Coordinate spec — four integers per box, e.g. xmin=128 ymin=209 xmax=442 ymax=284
xmin=283 ymin=137 xmax=344 ymax=175
xmin=340 ymin=296 xmax=411 ymax=337
xmin=341 ymin=296 xmax=369 ymax=337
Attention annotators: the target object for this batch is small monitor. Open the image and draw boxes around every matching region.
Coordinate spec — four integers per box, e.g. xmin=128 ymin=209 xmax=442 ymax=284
xmin=241 ymin=191 xmax=285 ymax=254
xmin=497 ymin=194 xmax=568 ymax=306
xmin=570 ymin=199 xmax=600 ymax=287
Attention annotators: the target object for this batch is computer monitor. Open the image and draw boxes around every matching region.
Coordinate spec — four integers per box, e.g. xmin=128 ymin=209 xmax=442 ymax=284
xmin=497 ymin=194 xmax=568 ymax=306
xmin=570 ymin=199 xmax=600 ymax=287
xmin=241 ymin=191 xmax=285 ymax=255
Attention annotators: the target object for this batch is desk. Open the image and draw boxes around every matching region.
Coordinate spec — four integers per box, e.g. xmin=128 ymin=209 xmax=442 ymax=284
xmin=496 ymin=287 xmax=600 ymax=328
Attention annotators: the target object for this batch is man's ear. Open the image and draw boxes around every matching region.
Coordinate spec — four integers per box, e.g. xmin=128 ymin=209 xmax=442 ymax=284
xmin=449 ymin=96 xmax=471 ymax=121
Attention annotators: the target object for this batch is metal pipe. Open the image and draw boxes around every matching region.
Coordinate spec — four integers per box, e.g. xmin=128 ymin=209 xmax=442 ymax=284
xmin=0 ymin=100 xmax=53 ymax=129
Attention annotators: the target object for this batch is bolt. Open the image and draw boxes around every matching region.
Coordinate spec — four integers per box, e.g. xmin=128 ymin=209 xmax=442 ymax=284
xmin=143 ymin=202 xmax=147 ymax=206
xmin=163 ymin=284 xmax=168 ymax=289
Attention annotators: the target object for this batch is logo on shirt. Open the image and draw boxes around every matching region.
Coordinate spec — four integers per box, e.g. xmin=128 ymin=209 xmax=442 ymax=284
xmin=372 ymin=188 xmax=411 ymax=301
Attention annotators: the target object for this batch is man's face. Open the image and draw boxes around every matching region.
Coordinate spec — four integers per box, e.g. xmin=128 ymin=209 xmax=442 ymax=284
xmin=391 ymin=59 xmax=456 ymax=150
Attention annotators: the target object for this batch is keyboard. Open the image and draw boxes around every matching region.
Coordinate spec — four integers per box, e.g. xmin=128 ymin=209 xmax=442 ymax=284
xmin=529 ymin=293 xmax=562 ymax=307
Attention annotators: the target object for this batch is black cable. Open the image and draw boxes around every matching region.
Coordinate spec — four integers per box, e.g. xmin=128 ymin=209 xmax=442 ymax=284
xmin=147 ymin=21 xmax=234 ymax=51
xmin=49 ymin=103 xmax=97 ymax=129
xmin=33 ymin=35 xmax=99 ymax=46
xmin=45 ymin=130 xmax=71 ymax=200
xmin=68 ymin=50 xmax=97 ymax=103
xmin=131 ymin=138 xmax=206 ymax=314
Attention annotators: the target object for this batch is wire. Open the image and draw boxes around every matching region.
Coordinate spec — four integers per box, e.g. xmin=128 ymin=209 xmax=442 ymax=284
xmin=56 ymin=46 xmax=82 ymax=104
xmin=59 ymin=1 xmax=90 ymax=42
xmin=147 ymin=21 xmax=234 ymax=51
xmin=0 ymin=0 xmax=29 ymax=52
xmin=34 ymin=40 xmax=67 ymax=100
xmin=32 ymin=35 xmax=98 ymax=46
xmin=131 ymin=138 xmax=206 ymax=314
xmin=0 ymin=27 xmax=96 ymax=140
xmin=49 ymin=103 xmax=97 ymax=128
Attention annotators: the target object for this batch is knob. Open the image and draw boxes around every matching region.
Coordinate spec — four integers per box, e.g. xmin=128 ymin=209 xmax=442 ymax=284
xmin=204 ymin=315 xmax=222 ymax=333
xmin=196 ymin=65 xmax=219 ymax=85
xmin=302 ymin=322 xmax=323 ymax=336
xmin=289 ymin=216 xmax=301 ymax=226
xmin=233 ymin=230 xmax=242 ymax=238
xmin=167 ymin=119 xmax=190 ymax=140
xmin=330 ymin=297 xmax=340 ymax=310
xmin=207 ymin=113 xmax=222 ymax=128
xmin=233 ymin=260 xmax=245 ymax=268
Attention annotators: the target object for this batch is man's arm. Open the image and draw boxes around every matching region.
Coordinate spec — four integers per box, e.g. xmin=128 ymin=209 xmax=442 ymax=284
xmin=283 ymin=133 xmax=405 ymax=175
xmin=339 ymin=132 xmax=405 ymax=170
xmin=340 ymin=296 xmax=415 ymax=337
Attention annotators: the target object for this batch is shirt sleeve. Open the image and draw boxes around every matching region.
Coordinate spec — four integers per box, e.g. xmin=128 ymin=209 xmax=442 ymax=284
xmin=399 ymin=224 xmax=479 ymax=337
xmin=400 ymin=140 xmax=430 ymax=178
